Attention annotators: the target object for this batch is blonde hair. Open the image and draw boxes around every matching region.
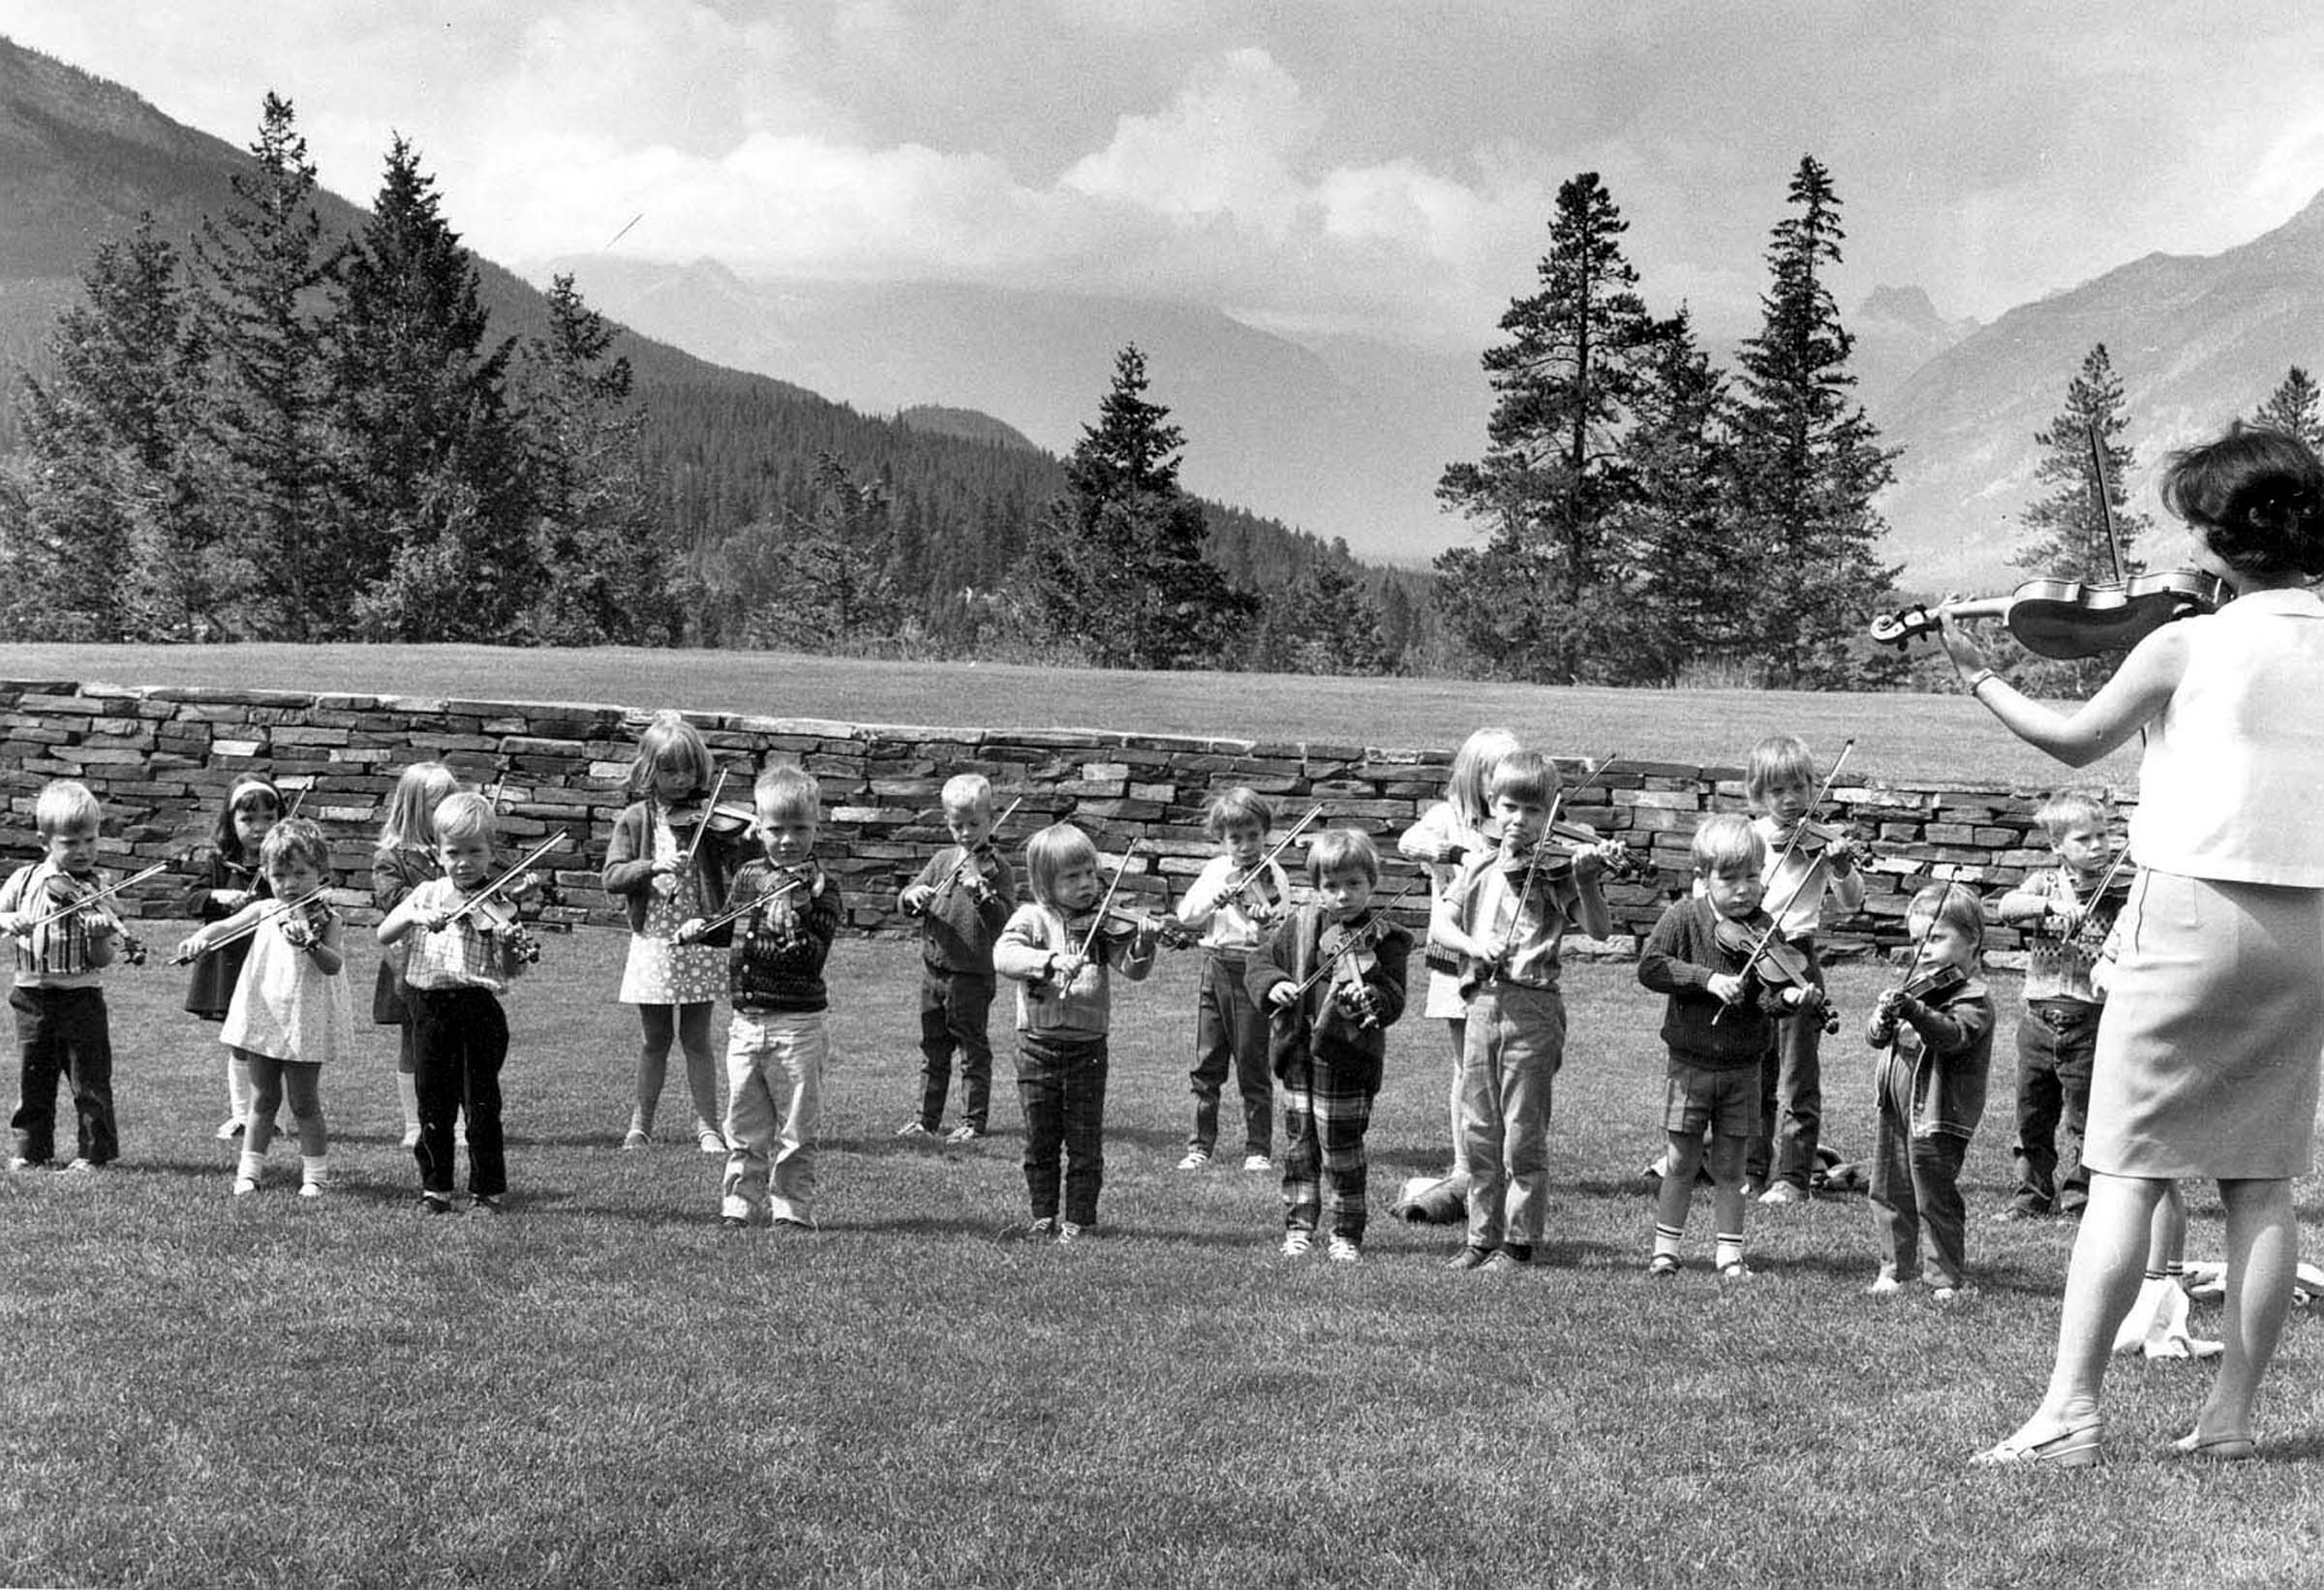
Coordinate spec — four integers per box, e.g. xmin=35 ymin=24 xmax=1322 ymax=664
xmin=1745 ymin=736 xmax=1817 ymax=805
xmin=2033 ymin=790 xmax=2109 ymax=843
xmin=627 ymin=710 xmax=715 ymax=800
xmin=214 ymin=776 xmax=286 ymax=860
xmin=379 ymin=761 xmax=460 ymax=849
xmin=1444 ymin=728 xmax=1519 ymax=826
xmin=260 ymin=816 xmax=332 ymax=878
xmin=1906 ymin=882 xmax=1985 ymax=951
xmin=1023 ymin=823 xmax=1099 ymax=907
xmin=1306 ymin=828 xmax=1379 ymax=883
xmin=432 ymin=792 xmax=497 ymax=847
xmin=940 ymin=772 xmax=994 ymax=814
xmin=1690 ymin=812 xmax=1764 ymax=875
xmin=755 ymin=764 xmax=821 ymax=823
xmin=1204 ymin=786 xmax=1274 ymax=839
xmin=34 ymin=780 xmax=100 ymax=836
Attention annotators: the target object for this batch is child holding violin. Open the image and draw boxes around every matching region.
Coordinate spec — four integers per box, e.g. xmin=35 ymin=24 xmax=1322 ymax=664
xmin=181 ymin=775 xmax=285 ymax=1141
xmin=1173 ymin=786 xmax=1297 ymax=1174
xmin=896 ymin=773 xmax=1017 ymax=1145
xmin=1398 ymin=727 xmax=1519 ymax=1193
xmin=1865 ymin=883 xmax=1994 ymax=1301
xmin=602 ymin=711 xmax=753 ymax=1155
xmin=992 ymin=823 xmax=1160 ymax=1242
xmin=1636 ymin=814 xmax=1822 ymax=1281
xmin=1433 ymin=749 xmax=1614 ymax=1273
xmin=1247 ymin=828 xmax=1410 ymax=1263
xmin=174 ymin=819 xmax=350 ymax=1199
xmin=373 ymin=760 xmax=460 ymax=1148
xmin=1744 ymin=734 xmax=1867 ymax=1206
xmin=1993 ymin=790 xmax=2118 ymax=1221
xmin=0 ymin=780 xmax=130 ymax=1173
xmin=678 ymin=764 xmax=841 ymax=1232
xmin=378 ymin=792 xmax=539 ymax=1215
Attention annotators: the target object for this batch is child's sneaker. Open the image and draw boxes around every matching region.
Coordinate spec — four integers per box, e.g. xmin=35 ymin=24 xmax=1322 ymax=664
xmin=1481 ymin=1246 xmax=1532 ymax=1274
xmin=1241 ymin=1152 xmax=1272 ymax=1173
xmin=1647 ymin=1253 xmax=1681 ymax=1279
xmin=232 ymin=1175 xmax=259 ymax=1197
xmin=58 ymin=1158 xmax=99 ymax=1176
xmin=216 ymin=1116 xmax=245 ymax=1141
xmin=621 ymin=1127 xmax=650 ymax=1150
xmin=998 ymin=1215 xmax=1058 ymax=1241
xmin=8 ymin=1156 xmax=36 ymax=1172
xmin=401 ymin=1126 xmax=422 ymax=1148
xmin=473 ymin=1194 xmax=505 ymax=1215
xmin=1866 ymin=1267 xmax=1906 ymax=1296
xmin=720 ymin=1213 xmax=749 ymax=1230
xmin=1719 ymin=1261 xmax=1754 ymax=1282
xmin=1176 ymin=1147 xmax=1210 ymax=1170
xmin=695 ymin=1126 xmax=726 ymax=1154
xmin=1445 ymin=1245 xmax=1493 ymax=1271
xmin=298 ymin=1178 xmax=325 ymax=1200
xmin=1327 ymin=1235 xmax=1362 ymax=1265
xmin=1055 ymin=1220 xmax=1089 ymax=1244
xmin=1281 ymin=1228 xmax=1315 ymax=1259
xmin=1758 ymin=1181 xmax=1806 ymax=1206
xmin=896 ymin=1120 xmax=935 ymax=1140
xmin=945 ymin=1122 xmax=984 ymax=1144
xmin=418 ymin=1192 xmax=457 ymax=1216
xmin=772 ymin=1213 xmax=817 ymax=1234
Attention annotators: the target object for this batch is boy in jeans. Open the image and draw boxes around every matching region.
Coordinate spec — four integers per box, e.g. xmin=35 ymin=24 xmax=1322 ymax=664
xmin=897 ymin=773 xmax=1016 ymax=1144
xmin=683 ymin=765 xmax=841 ymax=1231
xmin=1432 ymin=749 xmax=1613 ymax=1273
xmin=1 ymin=780 xmax=128 ymax=1173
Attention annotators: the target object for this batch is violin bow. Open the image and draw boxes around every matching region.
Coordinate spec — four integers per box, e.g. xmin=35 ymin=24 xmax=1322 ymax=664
xmin=16 ymin=858 xmax=174 ymax=934
xmin=680 ymin=767 xmax=730 ymax=869
xmin=1884 ymin=883 xmax=1951 ymax=1059
xmin=1286 ymin=877 xmax=1421 ymax=1003
xmin=1561 ymin=749 xmax=1622 ymax=812
xmin=688 ymin=868 xmax=811 ymax=938
xmin=1074 ymin=841 xmax=1143 ymax=961
xmin=285 ymin=782 xmax=309 ymax=821
xmin=171 ymin=896 xmax=312 ymax=963
xmin=439 ymin=834 xmax=569 ymax=929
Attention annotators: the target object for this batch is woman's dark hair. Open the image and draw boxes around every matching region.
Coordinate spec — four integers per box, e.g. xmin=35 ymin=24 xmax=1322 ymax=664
xmin=2159 ymin=421 xmax=2324 ymax=579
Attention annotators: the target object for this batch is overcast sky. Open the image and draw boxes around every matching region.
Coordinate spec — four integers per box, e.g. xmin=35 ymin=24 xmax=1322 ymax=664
xmin=13 ymin=2 xmax=2324 ymax=348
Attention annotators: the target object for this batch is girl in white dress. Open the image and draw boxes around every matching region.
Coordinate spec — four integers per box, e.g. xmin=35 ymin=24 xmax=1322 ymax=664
xmin=176 ymin=819 xmax=352 ymax=1198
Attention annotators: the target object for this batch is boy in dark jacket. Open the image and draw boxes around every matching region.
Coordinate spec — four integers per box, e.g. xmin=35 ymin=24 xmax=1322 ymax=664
xmin=1636 ymin=814 xmax=1824 ymax=1280
xmin=1247 ymin=830 xmax=1411 ymax=1264
xmin=681 ymin=765 xmax=841 ymax=1231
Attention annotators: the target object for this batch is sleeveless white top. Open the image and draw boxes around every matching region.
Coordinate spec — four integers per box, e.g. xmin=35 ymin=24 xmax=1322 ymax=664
xmin=2130 ymin=587 xmax=2324 ymax=886
xmin=221 ymin=913 xmax=354 ymax=1064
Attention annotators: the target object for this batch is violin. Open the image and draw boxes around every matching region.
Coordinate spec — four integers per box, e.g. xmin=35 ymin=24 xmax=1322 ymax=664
xmin=1284 ymin=879 xmax=1421 ymax=1024
xmin=2061 ymin=856 xmax=2134 ymax=955
xmin=27 ymin=864 xmax=164 ymax=966
xmin=1713 ymin=916 xmax=1838 ymax=1035
xmin=666 ymin=799 xmax=756 ymax=837
xmin=275 ymin=893 xmax=338 ymax=952
xmin=1062 ymin=904 xmax=1182 ymax=956
xmin=1776 ymin=817 xmax=1877 ymax=869
xmin=465 ymin=894 xmax=541 ymax=965
xmin=1868 ymin=571 xmax=2223 ymax=661
xmin=1892 ymin=959 xmax=1969 ymax=1007
xmin=935 ymin=796 xmax=1025 ymax=906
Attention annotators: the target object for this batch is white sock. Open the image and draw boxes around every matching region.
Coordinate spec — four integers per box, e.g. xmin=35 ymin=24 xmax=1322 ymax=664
xmin=236 ymin=1149 xmax=264 ymax=1183
xmin=300 ymin=1154 xmax=328 ymax=1186
xmin=1715 ymin=1234 xmax=1745 ymax=1269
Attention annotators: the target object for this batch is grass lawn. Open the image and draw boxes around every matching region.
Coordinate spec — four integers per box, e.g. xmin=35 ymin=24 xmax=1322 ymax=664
xmin=0 ymin=642 xmax=2143 ymax=790
xmin=3 ymin=926 xmax=2316 ymax=1588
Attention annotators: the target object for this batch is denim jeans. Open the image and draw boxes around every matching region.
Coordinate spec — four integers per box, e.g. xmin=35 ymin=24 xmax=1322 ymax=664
xmin=1017 ymin=1031 xmax=1109 ymax=1225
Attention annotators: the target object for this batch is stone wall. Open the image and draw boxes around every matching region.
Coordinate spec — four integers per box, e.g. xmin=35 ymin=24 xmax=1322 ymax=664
xmin=0 ymin=679 xmax=2111 ymax=963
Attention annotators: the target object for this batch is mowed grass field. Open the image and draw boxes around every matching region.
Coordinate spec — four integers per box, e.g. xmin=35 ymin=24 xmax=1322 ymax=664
xmin=5 ymin=927 xmax=2320 ymax=1589
xmin=0 ymin=642 xmax=2144 ymax=789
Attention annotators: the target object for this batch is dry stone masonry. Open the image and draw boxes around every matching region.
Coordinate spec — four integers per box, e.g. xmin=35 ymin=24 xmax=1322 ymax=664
xmin=1 ymin=679 xmax=2112 ymax=966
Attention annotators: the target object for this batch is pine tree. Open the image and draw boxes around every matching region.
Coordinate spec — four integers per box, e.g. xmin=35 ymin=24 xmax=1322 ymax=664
xmin=195 ymin=93 xmax=346 ymax=640
xmin=1728 ymin=156 xmax=1900 ymax=688
xmin=521 ymin=275 xmax=664 ymax=645
xmin=1253 ymin=554 xmax=1390 ymax=675
xmin=1435 ymin=172 xmax=1664 ymax=683
xmin=9 ymin=217 xmax=218 ymax=638
xmin=2008 ymin=343 xmax=2152 ymax=696
xmin=1620 ymin=308 xmax=1745 ymax=684
xmin=1027 ymin=346 xmax=1257 ymax=669
xmin=744 ymin=454 xmax=905 ymax=650
xmin=334 ymin=136 xmax=533 ymax=640
xmin=2256 ymin=366 xmax=2324 ymax=451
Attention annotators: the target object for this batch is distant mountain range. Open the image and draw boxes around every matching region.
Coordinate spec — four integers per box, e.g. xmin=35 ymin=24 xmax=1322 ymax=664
xmin=6 ymin=32 xmax=2323 ymax=592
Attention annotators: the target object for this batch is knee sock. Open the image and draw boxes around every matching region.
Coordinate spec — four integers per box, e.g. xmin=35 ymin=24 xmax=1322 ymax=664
xmin=236 ymin=1148 xmax=264 ymax=1185
xmin=1715 ymin=1232 xmax=1745 ymax=1270
xmin=1654 ymin=1223 xmax=1684 ymax=1260
xmin=301 ymin=1154 xmax=328 ymax=1189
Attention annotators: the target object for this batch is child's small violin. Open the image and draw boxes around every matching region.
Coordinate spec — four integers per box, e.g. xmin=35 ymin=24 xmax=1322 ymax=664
xmin=1892 ymin=959 xmax=1968 ymax=1007
xmin=1713 ymin=916 xmax=1838 ymax=1034
xmin=276 ymin=894 xmax=337 ymax=951
xmin=1781 ymin=818 xmax=1877 ymax=869
xmin=1319 ymin=920 xmax=1383 ymax=1027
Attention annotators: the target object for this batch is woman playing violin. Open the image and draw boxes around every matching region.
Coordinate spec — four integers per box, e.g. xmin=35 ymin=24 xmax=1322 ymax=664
xmin=1944 ymin=422 xmax=2324 ymax=1467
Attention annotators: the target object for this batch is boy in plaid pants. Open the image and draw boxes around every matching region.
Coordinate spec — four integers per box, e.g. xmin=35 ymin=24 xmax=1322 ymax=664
xmin=1248 ymin=830 xmax=1411 ymax=1263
